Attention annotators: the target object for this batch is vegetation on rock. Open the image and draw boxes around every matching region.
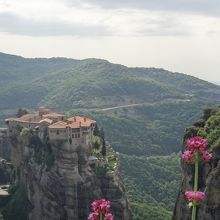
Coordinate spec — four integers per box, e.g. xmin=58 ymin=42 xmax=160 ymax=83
xmin=16 ymin=108 xmax=29 ymax=118
xmin=198 ymin=107 xmax=220 ymax=150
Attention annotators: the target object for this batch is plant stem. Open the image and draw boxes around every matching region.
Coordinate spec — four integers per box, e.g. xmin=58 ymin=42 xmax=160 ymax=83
xmin=194 ymin=152 xmax=199 ymax=191
xmin=100 ymin=213 xmax=103 ymax=220
xmin=192 ymin=203 xmax=196 ymax=220
xmin=192 ymin=152 xmax=199 ymax=220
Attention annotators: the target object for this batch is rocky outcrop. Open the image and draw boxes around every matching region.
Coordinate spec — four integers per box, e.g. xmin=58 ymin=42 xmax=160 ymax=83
xmin=173 ymin=107 xmax=220 ymax=220
xmin=0 ymin=158 xmax=11 ymax=184
xmin=0 ymin=128 xmax=10 ymax=161
xmin=5 ymin=132 xmax=132 ymax=220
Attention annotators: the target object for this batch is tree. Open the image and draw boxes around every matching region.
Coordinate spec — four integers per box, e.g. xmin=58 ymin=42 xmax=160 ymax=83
xmin=101 ymin=139 xmax=106 ymax=157
xmin=93 ymin=124 xmax=100 ymax=136
xmin=94 ymin=141 xmax=100 ymax=150
xmin=20 ymin=128 xmax=31 ymax=138
xmin=99 ymin=128 xmax=105 ymax=140
xmin=98 ymin=127 xmax=106 ymax=156
xmin=203 ymin=108 xmax=212 ymax=121
xmin=16 ymin=108 xmax=29 ymax=118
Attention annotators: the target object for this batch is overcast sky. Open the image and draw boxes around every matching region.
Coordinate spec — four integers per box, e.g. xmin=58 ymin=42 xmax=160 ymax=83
xmin=0 ymin=0 xmax=220 ymax=82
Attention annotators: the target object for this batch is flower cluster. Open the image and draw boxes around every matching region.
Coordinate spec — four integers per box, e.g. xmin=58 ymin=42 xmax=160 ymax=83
xmin=186 ymin=136 xmax=208 ymax=152
xmin=182 ymin=136 xmax=212 ymax=162
xmin=182 ymin=150 xmax=193 ymax=161
xmin=88 ymin=199 xmax=113 ymax=220
xmin=183 ymin=136 xmax=211 ymax=220
xmin=185 ymin=191 xmax=206 ymax=203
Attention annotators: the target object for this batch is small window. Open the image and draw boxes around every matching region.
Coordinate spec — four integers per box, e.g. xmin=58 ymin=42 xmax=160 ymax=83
xmin=56 ymin=130 xmax=59 ymax=135
xmin=74 ymin=133 xmax=77 ymax=138
xmin=78 ymin=133 xmax=80 ymax=138
xmin=72 ymin=134 xmax=74 ymax=138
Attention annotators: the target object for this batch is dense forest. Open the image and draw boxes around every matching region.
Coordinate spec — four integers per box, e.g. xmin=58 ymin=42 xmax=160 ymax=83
xmin=0 ymin=52 xmax=220 ymax=219
xmin=120 ymin=154 xmax=181 ymax=210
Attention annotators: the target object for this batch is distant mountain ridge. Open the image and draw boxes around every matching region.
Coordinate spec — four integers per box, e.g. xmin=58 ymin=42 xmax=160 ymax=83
xmin=213 ymin=81 xmax=220 ymax=85
xmin=0 ymin=52 xmax=220 ymax=110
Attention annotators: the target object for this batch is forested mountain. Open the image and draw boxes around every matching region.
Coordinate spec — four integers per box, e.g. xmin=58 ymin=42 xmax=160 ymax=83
xmin=0 ymin=52 xmax=220 ymax=219
xmin=0 ymin=52 xmax=219 ymax=155
xmin=1 ymin=52 xmax=220 ymax=110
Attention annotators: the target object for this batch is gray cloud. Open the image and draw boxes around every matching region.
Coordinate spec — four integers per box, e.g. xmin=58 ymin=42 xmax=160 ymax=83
xmin=80 ymin=0 xmax=220 ymax=17
xmin=0 ymin=12 xmax=188 ymax=37
xmin=139 ymin=20 xmax=189 ymax=36
xmin=0 ymin=13 xmax=110 ymax=37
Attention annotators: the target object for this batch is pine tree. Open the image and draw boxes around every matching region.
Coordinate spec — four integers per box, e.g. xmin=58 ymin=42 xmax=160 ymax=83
xmin=93 ymin=124 xmax=100 ymax=136
xmin=94 ymin=141 xmax=100 ymax=150
xmin=16 ymin=108 xmax=29 ymax=117
xmin=99 ymin=128 xmax=104 ymax=140
xmin=101 ymin=138 xmax=106 ymax=157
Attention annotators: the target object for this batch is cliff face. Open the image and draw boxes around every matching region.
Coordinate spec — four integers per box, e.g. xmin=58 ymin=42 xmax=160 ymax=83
xmin=0 ymin=159 xmax=11 ymax=185
xmin=173 ymin=107 xmax=220 ymax=220
xmin=5 ymin=130 xmax=131 ymax=220
xmin=0 ymin=128 xmax=10 ymax=161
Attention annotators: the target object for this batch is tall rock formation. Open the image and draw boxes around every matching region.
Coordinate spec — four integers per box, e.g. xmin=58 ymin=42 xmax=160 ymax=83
xmin=2 ymin=110 xmax=132 ymax=220
xmin=0 ymin=128 xmax=10 ymax=160
xmin=173 ymin=107 xmax=220 ymax=220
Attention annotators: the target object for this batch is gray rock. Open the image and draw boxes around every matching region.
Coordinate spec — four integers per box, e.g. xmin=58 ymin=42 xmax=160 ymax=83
xmin=9 ymin=135 xmax=132 ymax=220
xmin=173 ymin=118 xmax=220 ymax=220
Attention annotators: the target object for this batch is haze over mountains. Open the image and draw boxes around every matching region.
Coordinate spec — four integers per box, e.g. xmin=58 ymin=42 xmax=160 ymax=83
xmin=0 ymin=52 xmax=220 ymax=219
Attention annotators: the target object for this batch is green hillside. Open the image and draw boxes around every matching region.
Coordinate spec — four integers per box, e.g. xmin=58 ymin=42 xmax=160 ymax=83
xmin=1 ymin=52 xmax=220 ymax=219
xmin=69 ymin=99 xmax=212 ymax=156
xmin=120 ymin=153 xmax=181 ymax=211
xmin=131 ymin=202 xmax=172 ymax=220
xmin=0 ymin=52 xmax=220 ymax=110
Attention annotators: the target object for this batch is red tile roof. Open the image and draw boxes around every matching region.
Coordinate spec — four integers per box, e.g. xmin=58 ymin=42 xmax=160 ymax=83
xmin=43 ymin=112 xmax=65 ymax=118
xmin=48 ymin=121 xmax=67 ymax=129
xmin=16 ymin=114 xmax=41 ymax=123
xmin=48 ymin=116 xmax=96 ymax=129
xmin=39 ymin=118 xmax=53 ymax=124
xmin=67 ymin=116 xmax=96 ymax=127
xmin=68 ymin=122 xmax=81 ymax=129
xmin=10 ymin=109 xmax=95 ymax=130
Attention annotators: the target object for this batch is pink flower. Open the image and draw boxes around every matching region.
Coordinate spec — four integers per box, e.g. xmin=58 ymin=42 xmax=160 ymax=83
xmin=89 ymin=199 xmax=113 ymax=220
xmin=104 ymin=213 xmax=114 ymax=220
xmin=88 ymin=212 xmax=99 ymax=220
xmin=186 ymin=137 xmax=208 ymax=152
xmin=202 ymin=151 xmax=212 ymax=162
xmin=182 ymin=150 xmax=193 ymax=161
xmin=185 ymin=191 xmax=206 ymax=202
xmin=185 ymin=191 xmax=195 ymax=202
xmin=194 ymin=191 xmax=206 ymax=202
xmin=91 ymin=199 xmax=110 ymax=214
